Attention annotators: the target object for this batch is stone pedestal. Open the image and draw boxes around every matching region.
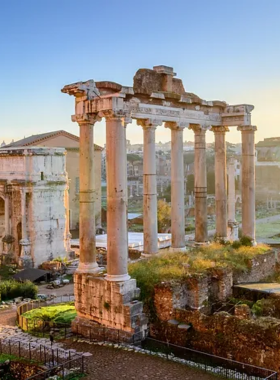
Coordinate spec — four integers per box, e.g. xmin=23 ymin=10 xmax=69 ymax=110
xmin=189 ymin=125 xmax=208 ymax=244
xmin=19 ymin=238 xmax=33 ymax=268
xmin=237 ymin=125 xmax=257 ymax=242
xmin=73 ymin=273 xmax=148 ymax=342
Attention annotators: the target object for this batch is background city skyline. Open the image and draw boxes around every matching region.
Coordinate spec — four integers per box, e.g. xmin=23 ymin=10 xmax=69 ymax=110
xmin=1 ymin=0 xmax=279 ymax=146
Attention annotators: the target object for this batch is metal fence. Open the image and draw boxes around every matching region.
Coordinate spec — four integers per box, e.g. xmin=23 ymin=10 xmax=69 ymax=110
xmin=0 ymin=338 xmax=80 ymax=367
xmin=0 ymin=337 xmax=85 ymax=379
xmin=142 ymin=338 xmax=278 ymax=380
xmin=26 ymin=356 xmax=85 ymax=380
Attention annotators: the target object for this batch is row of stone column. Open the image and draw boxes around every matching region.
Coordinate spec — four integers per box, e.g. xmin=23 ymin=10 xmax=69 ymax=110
xmin=194 ymin=124 xmax=257 ymax=244
xmin=77 ymin=112 xmax=257 ymax=280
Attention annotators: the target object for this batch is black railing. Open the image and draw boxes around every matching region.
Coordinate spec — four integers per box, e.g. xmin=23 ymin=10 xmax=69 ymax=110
xmin=0 ymin=338 xmax=81 ymax=367
xmin=26 ymin=356 xmax=84 ymax=380
xmin=142 ymin=338 xmax=277 ymax=380
xmin=0 ymin=337 xmax=86 ymax=379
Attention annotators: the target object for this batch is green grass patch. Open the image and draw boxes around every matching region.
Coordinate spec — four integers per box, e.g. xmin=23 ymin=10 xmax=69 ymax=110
xmin=128 ymin=243 xmax=270 ymax=311
xmin=22 ymin=302 xmax=76 ymax=326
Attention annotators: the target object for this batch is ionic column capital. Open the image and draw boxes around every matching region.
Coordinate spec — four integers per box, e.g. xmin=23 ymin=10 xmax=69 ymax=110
xmin=211 ymin=126 xmax=230 ymax=134
xmin=73 ymin=113 xmax=101 ymax=126
xmin=165 ymin=121 xmax=189 ymax=131
xmin=189 ymin=124 xmax=209 ymax=134
xmin=237 ymin=125 xmax=257 ymax=133
xmin=137 ymin=118 xmax=162 ymax=130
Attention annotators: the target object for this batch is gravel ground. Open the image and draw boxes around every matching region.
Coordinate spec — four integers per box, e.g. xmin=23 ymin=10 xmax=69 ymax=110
xmin=64 ymin=341 xmax=220 ymax=380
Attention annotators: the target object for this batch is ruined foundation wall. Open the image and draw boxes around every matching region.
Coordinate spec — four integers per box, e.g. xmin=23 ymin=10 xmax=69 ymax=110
xmin=73 ymin=274 xmax=148 ymax=339
xmin=150 ymin=251 xmax=280 ymax=373
xmin=151 ymin=309 xmax=280 ymax=374
xmin=233 ymin=250 xmax=279 ymax=284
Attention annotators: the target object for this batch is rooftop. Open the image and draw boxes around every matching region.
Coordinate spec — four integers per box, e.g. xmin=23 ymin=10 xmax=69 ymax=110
xmin=2 ymin=130 xmax=103 ymax=150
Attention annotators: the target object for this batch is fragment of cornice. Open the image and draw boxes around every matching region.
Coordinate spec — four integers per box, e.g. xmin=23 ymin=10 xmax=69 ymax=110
xmin=223 ymin=104 xmax=254 ymax=115
xmin=150 ymin=92 xmax=165 ymax=99
xmin=121 ymin=86 xmax=134 ymax=95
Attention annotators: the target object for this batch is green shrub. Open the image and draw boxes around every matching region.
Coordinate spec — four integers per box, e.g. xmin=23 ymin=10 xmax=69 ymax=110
xmin=0 ymin=280 xmax=37 ymax=301
xmin=252 ymin=299 xmax=264 ymax=316
xmin=240 ymin=235 xmax=253 ymax=247
xmin=232 ymin=240 xmax=242 ymax=249
xmin=23 ymin=302 xmax=76 ymax=327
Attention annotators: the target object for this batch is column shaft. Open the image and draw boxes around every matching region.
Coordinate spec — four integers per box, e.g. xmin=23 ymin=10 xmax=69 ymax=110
xmin=78 ymin=122 xmax=98 ymax=273
xmin=193 ymin=126 xmax=208 ymax=243
xmin=228 ymin=159 xmax=236 ymax=222
xmin=106 ymin=116 xmax=130 ymax=281
xmin=170 ymin=127 xmax=185 ymax=250
xmin=143 ymin=126 xmax=158 ymax=254
xmin=4 ymin=195 xmax=10 ymax=235
xmin=238 ymin=125 xmax=257 ymax=241
xmin=213 ymin=128 xmax=228 ymax=239
xmin=21 ymin=190 xmax=27 ymax=241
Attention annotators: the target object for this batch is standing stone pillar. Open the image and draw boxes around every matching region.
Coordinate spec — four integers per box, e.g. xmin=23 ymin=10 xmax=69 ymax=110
xmin=237 ymin=125 xmax=257 ymax=242
xmin=227 ymin=158 xmax=239 ymax=241
xmin=137 ymin=119 xmax=161 ymax=255
xmin=212 ymin=126 xmax=229 ymax=240
xmin=165 ymin=122 xmax=186 ymax=252
xmin=189 ymin=124 xmax=208 ymax=244
xmin=77 ymin=116 xmax=100 ymax=273
xmin=4 ymin=194 xmax=10 ymax=236
xmin=19 ymin=189 xmax=32 ymax=267
xmin=228 ymin=158 xmax=236 ymax=223
xmin=64 ymin=180 xmax=72 ymax=253
xmin=105 ymin=112 xmax=130 ymax=281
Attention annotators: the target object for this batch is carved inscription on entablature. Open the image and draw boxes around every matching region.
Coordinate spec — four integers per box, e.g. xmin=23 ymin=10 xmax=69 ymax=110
xmin=221 ymin=114 xmax=251 ymax=127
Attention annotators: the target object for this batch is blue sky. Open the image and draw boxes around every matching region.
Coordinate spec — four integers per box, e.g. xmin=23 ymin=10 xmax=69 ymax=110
xmin=0 ymin=0 xmax=280 ymax=147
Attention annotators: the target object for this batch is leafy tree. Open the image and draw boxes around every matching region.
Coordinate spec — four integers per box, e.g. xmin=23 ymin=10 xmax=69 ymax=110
xmin=162 ymin=184 xmax=171 ymax=202
xmin=157 ymin=200 xmax=171 ymax=233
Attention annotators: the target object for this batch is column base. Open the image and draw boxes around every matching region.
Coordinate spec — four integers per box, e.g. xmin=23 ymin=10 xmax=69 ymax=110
xmin=215 ymin=236 xmax=228 ymax=243
xmin=169 ymin=246 xmax=187 ymax=253
xmin=76 ymin=261 xmax=101 ymax=274
xmin=19 ymin=255 xmax=33 ymax=269
xmin=194 ymin=241 xmax=210 ymax=247
xmin=105 ymin=273 xmax=131 ymax=282
xmin=73 ymin=274 xmax=148 ymax=342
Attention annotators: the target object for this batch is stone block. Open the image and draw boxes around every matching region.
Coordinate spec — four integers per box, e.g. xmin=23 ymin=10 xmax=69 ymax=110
xmin=73 ymin=274 xmax=148 ymax=342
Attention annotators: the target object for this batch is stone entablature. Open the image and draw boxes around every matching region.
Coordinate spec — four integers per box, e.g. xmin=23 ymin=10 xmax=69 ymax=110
xmin=0 ymin=147 xmax=66 ymax=183
xmin=62 ymin=65 xmax=253 ymax=129
xmin=0 ymin=147 xmax=70 ymax=267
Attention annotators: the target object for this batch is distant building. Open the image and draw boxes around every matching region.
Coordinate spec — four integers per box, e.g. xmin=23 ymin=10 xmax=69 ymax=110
xmin=255 ymin=137 xmax=280 ymax=202
xmin=3 ymin=130 xmax=103 ymax=229
xmin=0 ymin=147 xmax=70 ymax=267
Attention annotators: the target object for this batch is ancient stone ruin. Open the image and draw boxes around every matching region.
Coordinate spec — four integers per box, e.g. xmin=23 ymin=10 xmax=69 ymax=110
xmin=62 ymin=65 xmax=257 ymax=341
xmin=0 ymin=147 xmax=71 ymax=267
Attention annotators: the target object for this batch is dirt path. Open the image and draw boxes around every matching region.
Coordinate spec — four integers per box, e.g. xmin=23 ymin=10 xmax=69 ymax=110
xmin=0 ymin=307 xmax=17 ymax=326
xmin=65 ymin=341 xmax=220 ymax=380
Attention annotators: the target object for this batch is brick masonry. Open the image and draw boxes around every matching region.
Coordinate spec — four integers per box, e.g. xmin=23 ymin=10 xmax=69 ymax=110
xmin=150 ymin=250 xmax=280 ymax=373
